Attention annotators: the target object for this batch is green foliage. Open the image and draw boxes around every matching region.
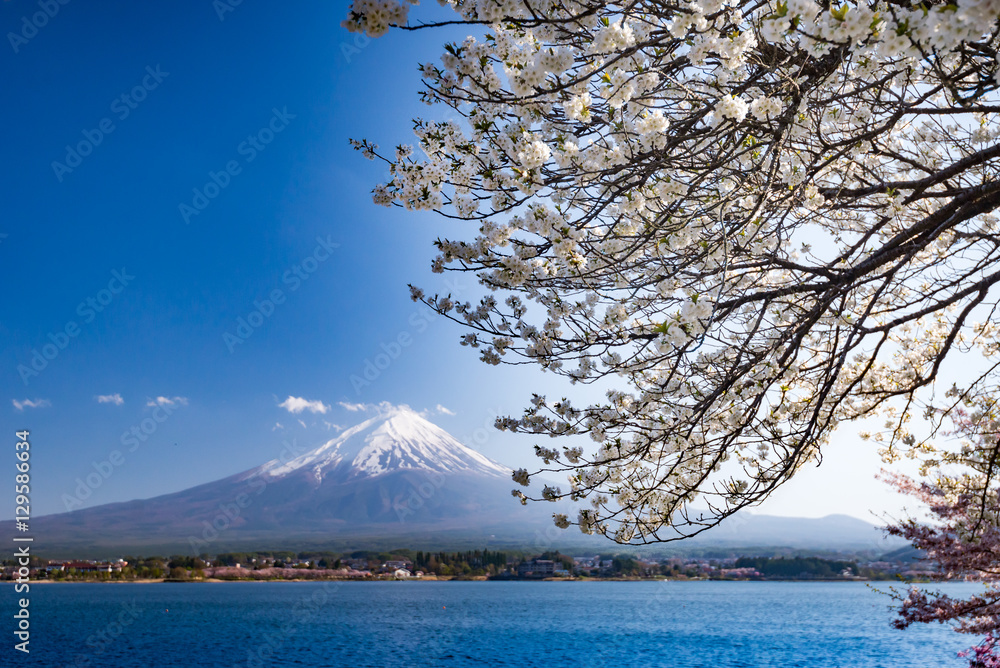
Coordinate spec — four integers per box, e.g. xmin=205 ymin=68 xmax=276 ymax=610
xmin=538 ymin=551 xmax=575 ymax=571
xmin=414 ymin=549 xmax=512 ymax=576
xmin=734 ymin=556 xmax=857 ymax=578
xmin=612 ymin=556 xmax=641 ymax=576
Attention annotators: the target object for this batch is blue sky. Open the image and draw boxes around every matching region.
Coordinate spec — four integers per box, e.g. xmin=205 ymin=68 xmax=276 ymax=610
xmin=1 ymin=0 xmax=908 ymax=522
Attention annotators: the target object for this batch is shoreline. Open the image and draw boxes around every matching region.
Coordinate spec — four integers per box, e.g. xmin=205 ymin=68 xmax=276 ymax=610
xmin=7 ymin=576 xmax=909 ymax=584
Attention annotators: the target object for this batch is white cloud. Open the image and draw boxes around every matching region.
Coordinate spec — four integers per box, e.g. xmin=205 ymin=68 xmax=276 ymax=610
xmin=339 ymin=401 xmax=413 ymax=415
xmin=298 ymin=419 xmax=308 ymax=429
xmin=146 ymin=396 xmax=189 ymax=408
xmin=322 ymin=421 xmax=343 ymax=431
xmin=12 ymin=398 xmax=50 ymax=411
xmin=435 ymin=404 xmax=456 ymax=416
xmin=278 ymin=396 xmax=330 ymax=414
xmin=272 ymin=422 xmax=285 ymax=431
xmin=95 ymin=393 xmax=124 ymax=406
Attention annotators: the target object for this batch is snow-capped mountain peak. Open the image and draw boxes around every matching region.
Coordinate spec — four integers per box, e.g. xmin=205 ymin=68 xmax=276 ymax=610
xmin=254 ymin=406 xmax=510 ymax=482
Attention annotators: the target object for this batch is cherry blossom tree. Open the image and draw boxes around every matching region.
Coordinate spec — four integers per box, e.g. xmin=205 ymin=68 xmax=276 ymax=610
xmin=343 ymin=0 xmax=1000 ymax=543
xmin=884 ymin=403 xmax=1000 ymax=666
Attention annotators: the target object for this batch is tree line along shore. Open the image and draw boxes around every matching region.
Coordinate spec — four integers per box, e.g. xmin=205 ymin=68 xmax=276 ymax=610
xmin=1 ymin=549 xmax=934 ymax=583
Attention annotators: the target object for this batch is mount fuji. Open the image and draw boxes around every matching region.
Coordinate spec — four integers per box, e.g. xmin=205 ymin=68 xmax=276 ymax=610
xmin=21 ymin=406 xmax=571 ymax=556
xmin=11 ymin=406 xmax=899 ymax=557
xmin=252 ymin=405 xmax=511 ymax=483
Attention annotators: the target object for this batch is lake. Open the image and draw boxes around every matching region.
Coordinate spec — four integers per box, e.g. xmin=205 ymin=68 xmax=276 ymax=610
xmin=2 ymin=581 xmax=983 ymax=667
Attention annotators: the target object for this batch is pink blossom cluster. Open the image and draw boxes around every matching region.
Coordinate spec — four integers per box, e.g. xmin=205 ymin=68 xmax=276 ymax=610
xmin=203 ymin=566 xmax=371 ymax=580
xmin=885 ymin=407 xmax=1000 ymax=665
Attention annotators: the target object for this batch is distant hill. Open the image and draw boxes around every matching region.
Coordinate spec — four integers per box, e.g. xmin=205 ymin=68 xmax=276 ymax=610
xmin=9 ymin=407 xmax=578 ymax=556
xmin=879 ymin=544 xmax=927 ymax=563
xmin=2 ymin=406 xmax=906 ymax=558
xmin=680 ymin=510 xmax=903 ymax=551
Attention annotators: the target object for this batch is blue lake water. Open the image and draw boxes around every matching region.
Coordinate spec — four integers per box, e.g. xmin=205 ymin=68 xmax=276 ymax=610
xmin=1 ymin=580 xmax=982 ymax=667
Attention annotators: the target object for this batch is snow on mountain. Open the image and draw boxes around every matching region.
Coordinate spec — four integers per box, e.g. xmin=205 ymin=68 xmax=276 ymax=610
xmin=16 ymin=405 xmax=905 ymax=556
xmin=251 ymin=405 xmax=511 ymax=482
